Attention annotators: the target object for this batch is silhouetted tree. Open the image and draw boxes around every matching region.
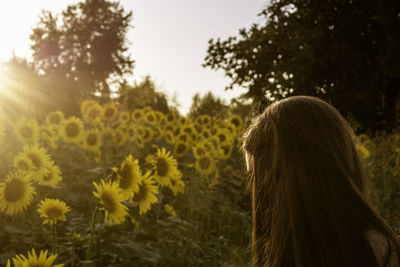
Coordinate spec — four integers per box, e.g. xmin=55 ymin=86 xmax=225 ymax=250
xmin=188 ymin=92 xmax=229 ymax=119
xmin=30 ymin=0 xmax=134 ymax=113
xmin=118 ymin=76 xmax=170 ymax=113
xmin=204 ymin=0 xmax=400 ymax=132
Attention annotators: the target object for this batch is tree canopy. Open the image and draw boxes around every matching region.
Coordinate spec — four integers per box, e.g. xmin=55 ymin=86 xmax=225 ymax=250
xmin=204 ymin=0 xmax=400 ymax=132
xmin=30 ymin=0 xmax=134 ymax=111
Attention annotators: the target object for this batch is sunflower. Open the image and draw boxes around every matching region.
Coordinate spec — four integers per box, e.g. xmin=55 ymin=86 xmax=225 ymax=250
xmin=126 ymin=124 xmax=136 ymax=140
xmin=177 ymin=133 xmax=191 ymax=144
xmin=112 ymin=155 xmax=143 ymax=198
xmin=83 ymin=103 xmax=104 ymax=124
xmin=147 ymin=147 xmax=182 ymax=187
xmin=178 ymin=116 xmax=189 ymax=126
xmin=200 ymin=115 xmax=211 ymax=125
xmin=228 ymin=115 xmax=243 ymax=131
xmin=192 ymin=143 xmax=207 ymax=158
xmin=131 ymin=109 xmax=144 ymax=122
xmin=164 ymin=204 xmax=177 ymax=217
xmin=163 ymin=123 xmax=175 ymax=133
xmin=174 ymin=141 xmax=190 ymax=158
xmin=216 ymin=128 xmax=233 ymax=145
xmin=101 ymin=102 xmax=118 ymax=121
xmin=22 ymin=144 xmax=52 ymax=182
xmin=113 ymin=128 xmax=127 ymax=147
xmin=131 ymin=171 xmax=158 ymax=215
xmin=163 ymin=130 xmax=175 ymax=145
xmin=39 ymin=164 xmax=62 ymax=187
xmin=166 ymin=112 xmax=177 ymax=123
xmin=118 ymin=111 xmax=131 ymax=125
xmin=46 ymin=111 xmax=65 ymax=125
xmin=135 ymin=136 xmax=145 ymax=149
xmin=37 ymin=198 xmax=70 ymax=225
xmin=201 ymin=129 xmax=211 ymax=140
xmin=226 ymin=123 xmax=237 ymax=136
xmin=80 ymin=99 xmax=99 ymax=114
xmin=40 ymin=126 xmax=58 ymax=149
xmin=15 ymin=117 xmax=40 ymax=144
xmin=0 ymin=172 xmax=35 ymax=215
xmin=61 ymin=117 xmax=84 ymax=144
xmin=195 ymin=154 xmax=215 ymax=175
xmin=144 ymin=111 xmax=157 ymax=125
xmin=14 ymin=154 xmax=35 ymax=174
xmin=219 ymin=143 xmax=233 ymax=159
xmin=11 ymin=248 xmax=63 ymax=267
xmin=93 ymin=179 xmax=129 ymax=225
xmin=142 ymin=127 xmax=154 ymax=143
xmin=83 ymin=129 xmax=102 ymax=152
xmin=168 ymin=177 xmax=185 ymax=196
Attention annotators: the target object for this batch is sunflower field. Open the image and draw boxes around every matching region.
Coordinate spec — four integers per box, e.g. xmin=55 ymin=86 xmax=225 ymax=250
xmin=0 ymin=100 xmax=251 ymax=266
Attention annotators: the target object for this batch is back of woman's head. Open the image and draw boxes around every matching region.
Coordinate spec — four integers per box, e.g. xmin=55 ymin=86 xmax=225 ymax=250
xmin=242 ymin=96 xmax=400 ymax=267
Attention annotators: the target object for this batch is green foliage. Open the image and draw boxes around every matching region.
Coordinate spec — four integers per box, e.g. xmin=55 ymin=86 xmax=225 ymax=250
xmin=30 ymin=0 xmax=134 ymax=111
xmin=118 ymin=76 xmax=170 ymax=114
xmin=204 ymin=0 xmax=400 ymax=132
xmin=188 ymin=92 xmax=229 ymax=119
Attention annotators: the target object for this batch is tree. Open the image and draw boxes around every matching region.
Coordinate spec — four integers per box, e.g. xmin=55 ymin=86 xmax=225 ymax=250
xmin=204 ymin=0 xmax=400 ymax=132
xmin=188 ymin=92 xmax=229 ymax=119
xmin=30 ymin=0 xmax=134 ymax=112
xmin=118 ymin=76 xmax=170 ymax=113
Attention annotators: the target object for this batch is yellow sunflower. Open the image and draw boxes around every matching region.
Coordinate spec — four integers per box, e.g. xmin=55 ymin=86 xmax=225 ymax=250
xmin=168 ymin=177 xmax=185 ymax=196
xmin=112 ymin=155 xmax=143 ymax=198
xmin=163 ymin=123 xmax=175 ymax=133
xmin=163 ymin=130 xmax=175 ymax=145
xmin=143 ymin=111 xmax=157 ymax=125
xmin=178 ymin=116 xmax=189 ymax=126
xmin=93 ymin=179 xmax=129 ymax=225
xmin=0 ymin=172 xmax=35 ymax=215
xmin=147 ymin=147 xmax=182 ymax=187
xmin=11 ymin=248 xmax=63 ymax=267
xmin=80 ymin=99 xmax=99 ymax=114
xmin=61 ymin=117 xmax=84 ymax=144
xmin=22 ymin=144 xmax=52 ymax=182
xmin=177 ymin=133 xmax=191 ymax=144
xmin=14 ymin=154 xmax=35 ymax=174
xmin=131 ymin=171 xmax=158 ymax=215
xmin=164 ymin=204 xmax=177 ymax=217
xmin=83 ymin=103 xmax=104 ymax=124
xmin=192 ymin=143 xmax=207 ymax=158
xmin=40 ymin=126 xmax=58 ymax=150
xmin=173 ymin=141 xmax=190 ymax=158
xmin=200 ymin=114 xmax=211 ymax=125
xmin=118 ymin=111 xmax=131 ymax=125
xmin=83 ymin=129 xmax=102 ymax=152
xmin=131 ymin=109 xmax=144 ymax=122
xmin=102 ymin=102 xmax=118 ymax=121
xmin=126 ymin=124 xmax=136 ymax=141
xmin=166 ymin=112 xmax=177 ymax=123
xmin=195 ymin=154 xmax=215 ymax=175
xmin=46 ymin=111 xmax=65 ymax=126
xmin=216 ymin=128 xmax=233 ymax=145
xmin=218 ymin=143 xmax=233 ymax=159
xmin=227 ymin=114 xmax=243 ymax=131
xmin=112 ymin=128 xmax=127 ymax=147
xmin=142 ymin=127 xmax=154 ymax=143
xmin=15 ymin=117 xmax=40 ymax=144
xmin=37 ymin=198 xmax=70 ymax=225
xmin=39 ymin=164 xmax=62 ymax=187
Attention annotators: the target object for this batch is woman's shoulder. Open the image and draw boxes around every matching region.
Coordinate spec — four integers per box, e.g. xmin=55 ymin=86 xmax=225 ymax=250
xmin=366 ymin=229 xmax=399 ymax=267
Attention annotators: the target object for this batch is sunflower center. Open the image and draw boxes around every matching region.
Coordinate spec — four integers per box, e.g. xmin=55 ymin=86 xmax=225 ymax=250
xmin=231 ymin=118 xmax=240 ymax=127
xmin=218 ymin=133 xmax=226 ymax=143
xmin=105 ymin=108 xmax=115 ymax=118
xmin=157 ymin=158 xmax=169 ymax=177
xmin=27 ymin=153 xmax=41 ymax=168
xmin=17 ymin=161 xmax=29 ymax=171
xmin=66 ymin=123 xmax=80 ymax=137
xmin=46 ymin=207 xmax=63 ymax=219
xmin=132 ymin=183 xmax=147 ymax=203
xmin=119 ymin=164 xmax=133 ymax=189
xmin=87 ymin=134 xmax=98 ymax=146
xmin=134 ymin=112 xmax=141 ymax=119
xmin=20 ymin=126 xmax=33 ymax=138
xmin=176 ymin=144 xmax=187 ymax=154
xmin=4 ymin=179 xmax=25 ymax=202
xmin=49 ymin=114 xmax=61 ymax=124
xmin=147 ymin=115 xmax=155 ymax=122
xmin=101 ymin=192 xmax=117 ymax=213
xmin=196 ymin=147 xmax=205 ymax=156
xmin=199 ymin=157 xmax=211 ymax=170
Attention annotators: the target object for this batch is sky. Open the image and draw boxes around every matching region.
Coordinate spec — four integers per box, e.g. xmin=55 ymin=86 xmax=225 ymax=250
xmin=0 ymin=0 xmax=267 ymax=114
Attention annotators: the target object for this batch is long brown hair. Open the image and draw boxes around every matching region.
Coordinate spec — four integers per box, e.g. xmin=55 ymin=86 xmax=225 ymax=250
xmin=242 ymin=96 xmax=400 ymax=267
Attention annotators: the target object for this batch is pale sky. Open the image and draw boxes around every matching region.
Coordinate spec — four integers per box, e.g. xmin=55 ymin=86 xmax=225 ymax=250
xmin=0 ymin=0 xmax=266 ymax=114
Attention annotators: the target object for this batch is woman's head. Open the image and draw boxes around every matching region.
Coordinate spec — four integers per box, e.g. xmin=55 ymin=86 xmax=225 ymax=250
xmin=242 ymin=95 xmax=399 ymax=267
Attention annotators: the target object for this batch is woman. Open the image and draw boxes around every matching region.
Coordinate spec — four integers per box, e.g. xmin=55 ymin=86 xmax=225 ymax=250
xmin=242 ymin=96 xmax=400 ymax=267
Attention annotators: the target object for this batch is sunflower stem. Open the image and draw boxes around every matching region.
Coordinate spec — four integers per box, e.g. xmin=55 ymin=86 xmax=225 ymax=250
xmin=52 ymin=223 xmax=57 ymax=254
xmin=86 ymin=206 xmax=98 ymax=260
